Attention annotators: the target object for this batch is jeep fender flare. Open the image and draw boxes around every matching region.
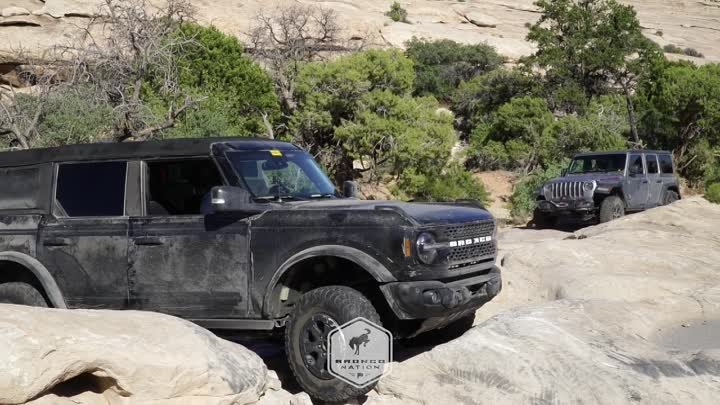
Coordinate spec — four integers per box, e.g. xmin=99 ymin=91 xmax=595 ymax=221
xmin=262 ymin=245 xmax=396 ymax=316
xmin=0 ymin=251 xmax=67 ymax=308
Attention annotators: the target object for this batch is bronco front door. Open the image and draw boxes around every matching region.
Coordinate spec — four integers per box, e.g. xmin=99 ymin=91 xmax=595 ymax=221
xmin=127 ymin=157 xmax=252 ymax=319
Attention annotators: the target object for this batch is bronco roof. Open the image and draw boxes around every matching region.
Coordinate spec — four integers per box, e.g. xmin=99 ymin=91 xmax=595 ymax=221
xmin=573 ymin=150 xmax=671 ymax=157
xmin=0 ymin=137 xmax=299 ymax=168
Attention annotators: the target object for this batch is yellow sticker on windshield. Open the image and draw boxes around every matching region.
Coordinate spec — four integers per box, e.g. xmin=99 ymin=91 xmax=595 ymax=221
xmin=270 ymin=149 xmax=283 ymax=157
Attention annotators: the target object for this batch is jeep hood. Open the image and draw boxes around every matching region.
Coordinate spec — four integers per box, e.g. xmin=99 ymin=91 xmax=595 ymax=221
xmin=553 ymin=174 xmax=624 ymax=184
xmin=285 ymin=199 xmax=494 ymax=225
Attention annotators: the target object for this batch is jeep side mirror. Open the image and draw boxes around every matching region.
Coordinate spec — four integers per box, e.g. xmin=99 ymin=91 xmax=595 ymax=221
xmin=342 ymin=180 xmax=358 ymax=199
xmin=210 ymin=186 xmax=252 ymax=212
xmin=561 ymin=169 xmax=567 ymax=177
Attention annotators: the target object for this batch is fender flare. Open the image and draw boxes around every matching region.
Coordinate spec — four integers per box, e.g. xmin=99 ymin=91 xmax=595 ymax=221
xmin=262 ymin=245 xmax=396 ymax=316
xmin=0 ymin=251 xmax=67 ymax=308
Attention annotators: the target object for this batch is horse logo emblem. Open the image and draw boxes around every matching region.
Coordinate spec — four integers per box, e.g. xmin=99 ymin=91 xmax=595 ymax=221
xmin=327 ymin=317 xmax=393 ymax=388
xmin=349 ymin=328 xmax=371 ymax=355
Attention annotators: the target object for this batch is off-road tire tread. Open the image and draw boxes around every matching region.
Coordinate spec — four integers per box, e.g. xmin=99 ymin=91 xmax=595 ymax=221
xmin=663 ymin=190 xmax=680 ymax=205
xmin=0 ymin=282 xmax=47 ymax=307
xmin=599 ymin=195 xmax=624 ymax=223
xmin=285 ymin=286 xmax=381 ymax=403
xmin=532 ymin=208 xmax=557 ymax=229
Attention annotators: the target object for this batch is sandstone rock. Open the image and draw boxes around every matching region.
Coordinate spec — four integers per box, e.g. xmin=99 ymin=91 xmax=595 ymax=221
xmin=0 ymin=305 xmax=296 ymax=405
xmin=33 ymin=0 xmax=106 ymax=18
xmin=1 ymin=6 xmax=30 ymax=17
xmin=457 ymin=9 xmax=499 ymax=28
xmin=369 ymin=198 xmax=720 ymax=404
xmin=0 ymin=15 xmax=41 ymax=27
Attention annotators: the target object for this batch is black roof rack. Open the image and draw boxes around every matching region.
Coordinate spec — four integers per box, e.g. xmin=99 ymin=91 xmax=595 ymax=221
xmin=0 ymin=137 xmax=299 ymax=167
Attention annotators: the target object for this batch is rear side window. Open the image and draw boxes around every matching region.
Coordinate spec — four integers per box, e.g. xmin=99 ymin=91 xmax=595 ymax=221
xmin=55 ymin=161 xmax=127 ymax=217
xmin=0 ymin=166 xmax=41 ymax=210
xmin=646 ymin=154 xmax=659 ymax=174
xmin=659 ymin=154 xmax=674 ymax=174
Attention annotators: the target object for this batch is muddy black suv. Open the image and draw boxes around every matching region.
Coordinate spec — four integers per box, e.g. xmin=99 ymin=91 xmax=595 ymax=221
xmin=0 ymin=137 xmax=500 ymax=401
xmin=533 ymin=150 xmax=681 ymax=227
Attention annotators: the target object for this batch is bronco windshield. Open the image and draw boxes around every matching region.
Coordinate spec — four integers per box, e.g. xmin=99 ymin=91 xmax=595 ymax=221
xmin=226 ymin=150 xmax=336 ymax=200
xmin=568 ymin=154 xmax=627 ymax=174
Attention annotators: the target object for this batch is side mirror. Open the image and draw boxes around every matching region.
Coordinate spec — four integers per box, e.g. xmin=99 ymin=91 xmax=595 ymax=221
xmin=342 ymin=180 xmax=359 ymax=199
xmin=210 ymin=186 xmax=252 ymax=212
xmin=561 ymin=169 xmax=567 ymax=177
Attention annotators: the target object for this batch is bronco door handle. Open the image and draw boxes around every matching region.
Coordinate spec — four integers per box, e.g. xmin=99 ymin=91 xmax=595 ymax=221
xmin=43 ymin=237 xmax=71 ymax=247
xmin=134 ymin=236 xmax=164 ymax=246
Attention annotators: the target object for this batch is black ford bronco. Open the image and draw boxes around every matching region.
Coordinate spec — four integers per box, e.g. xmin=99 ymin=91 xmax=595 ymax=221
xmin=0 ymin=137 xmax=501 ymax=401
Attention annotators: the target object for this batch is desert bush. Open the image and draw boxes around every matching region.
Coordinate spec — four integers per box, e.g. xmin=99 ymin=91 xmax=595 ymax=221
xmin=683 ymin=48 xmax=705 ymax=58
xmin=154 ymin=23 xmax=280 ymax=138
xmin=386 ymin=2 xmax=409 ymax=23
xmin=663 ymin=44 xmax=685 ymax=54
xmin=509 ymin=161 xmax=567 ymax=222
xmin=706 ymin=183 xmax=720 ymax=204
xmin=393 ymin=164 xmax=490 ymax=204
xmin=405 ymin=38 xmax=503 ymax=101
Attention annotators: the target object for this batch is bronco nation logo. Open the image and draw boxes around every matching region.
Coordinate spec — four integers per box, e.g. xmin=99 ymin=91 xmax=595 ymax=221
xmin=327 ymin=317 xmax=393 ymax=388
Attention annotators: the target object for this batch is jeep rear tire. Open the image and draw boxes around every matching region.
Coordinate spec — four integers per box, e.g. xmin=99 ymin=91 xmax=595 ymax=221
xmin=285 ymin=286 xmax=382 ymax=403
xmin=663 ymin=189 xmax=680 ymax=205
xmin=0 ymin=282 xmax=48 ymax=307
xmin=599 ymin=196 xmax=625 ymax=223
xmin=532 ymin=208 xmax=557 ymax=229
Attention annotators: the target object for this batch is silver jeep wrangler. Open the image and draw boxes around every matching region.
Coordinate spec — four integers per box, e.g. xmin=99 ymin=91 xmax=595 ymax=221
xmin=534 ymin=150 xmax=681 ymax=228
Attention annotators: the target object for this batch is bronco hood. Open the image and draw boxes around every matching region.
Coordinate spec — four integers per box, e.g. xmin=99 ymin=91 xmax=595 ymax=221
xmin=286 ymin=199 xmax=494 ymax=226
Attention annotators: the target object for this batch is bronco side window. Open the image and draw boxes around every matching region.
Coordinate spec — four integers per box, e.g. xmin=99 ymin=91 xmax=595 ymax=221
xmin=144 ymin=158 xmax=224 ymax=216
xmin=55 ymin=161 xmax=127 ymax=217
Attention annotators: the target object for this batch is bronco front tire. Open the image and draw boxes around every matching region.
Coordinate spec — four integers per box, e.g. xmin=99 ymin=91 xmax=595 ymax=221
xmin=0 ymin=282 xmax=48 ymax=307
xmin=599 ymin=195 xmax=625 ymax=223
xmin=285 ymin=286 xmax=381 ymax=402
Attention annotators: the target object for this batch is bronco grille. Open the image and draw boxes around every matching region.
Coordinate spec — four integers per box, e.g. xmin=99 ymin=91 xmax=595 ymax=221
xmin=434 ymin=220 xmax=496 ymax=265
xmin=550 ymin=181 xmax=584 ymax=200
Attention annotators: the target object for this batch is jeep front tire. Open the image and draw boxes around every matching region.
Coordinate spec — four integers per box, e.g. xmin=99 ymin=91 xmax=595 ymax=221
xmin=0 ymin=282 xmax=48 ymax=307
xmin=532 ymin=208 xmax=557 ymax=229
xmin=599 ymin=195 xmax=625 ymax=223
xmin=285 ymin=286 xmax=381 ymax=402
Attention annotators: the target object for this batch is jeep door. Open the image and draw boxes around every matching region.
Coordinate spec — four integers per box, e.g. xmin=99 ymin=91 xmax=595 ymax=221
xmin=644 ymin=154 xmax=663 ymax=208
xmin=37 ymin=161 xmax=130 ymax=309
xmin=624 ymin=153 xmax=649 ymax=210
xmin=127 ymin=157 xmax=251 ymax=319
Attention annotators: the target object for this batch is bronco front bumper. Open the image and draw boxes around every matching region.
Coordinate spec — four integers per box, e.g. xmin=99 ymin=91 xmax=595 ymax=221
xmin=379 ymin=266 xmax=501 ymax=321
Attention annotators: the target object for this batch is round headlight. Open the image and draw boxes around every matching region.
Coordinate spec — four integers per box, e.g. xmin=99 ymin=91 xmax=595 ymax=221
xmin=416 ymin=232 xmax=438 ymax=264
xmin=583 ymin=181 xmax=595 ymax=191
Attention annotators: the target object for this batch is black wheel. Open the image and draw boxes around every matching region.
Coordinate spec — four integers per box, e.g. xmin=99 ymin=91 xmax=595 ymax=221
xmin=532 ymin=208 xmax=557 ymax=229
xmin=599 ymin=195 xmax=625 ymax=223
xmin=285 ymin=286 xmax=381 ymax=403
xmin=0 ymin=282 xmax=47 ymax=307
xmin=663 ymin=189 xmax=680 ymax=205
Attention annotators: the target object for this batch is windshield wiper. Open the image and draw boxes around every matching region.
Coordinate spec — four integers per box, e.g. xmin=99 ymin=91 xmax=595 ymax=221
xmin=253 ymin=195 xmax=306 ymax=202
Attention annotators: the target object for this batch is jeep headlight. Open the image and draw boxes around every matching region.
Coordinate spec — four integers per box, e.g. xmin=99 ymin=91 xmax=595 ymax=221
xmin=583 ymin=181 xmax=595 ymax=192
xmin=416 ymin=232 xmax=439 ymax=264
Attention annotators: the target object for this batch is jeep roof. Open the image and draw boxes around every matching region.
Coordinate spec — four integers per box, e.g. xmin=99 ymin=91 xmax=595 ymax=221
xmin=0 ymin=137 xmax=298 ymax=168
xmin=572 ymin=150 xmax=672 ymax=157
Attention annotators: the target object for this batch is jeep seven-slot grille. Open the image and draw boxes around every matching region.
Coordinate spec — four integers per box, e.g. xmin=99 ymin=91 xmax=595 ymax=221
xmin=435 ymin=220 xmax=496 ymax=265
xmin=551 ymin=181 xmax=583 ymax=200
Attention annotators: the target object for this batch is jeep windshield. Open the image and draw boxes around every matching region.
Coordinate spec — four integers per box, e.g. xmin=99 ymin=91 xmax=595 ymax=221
xmin=568 ymin=154 xmax=627 ymax=174
xmin=226 ymin=150 xmax=337 ymax=200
